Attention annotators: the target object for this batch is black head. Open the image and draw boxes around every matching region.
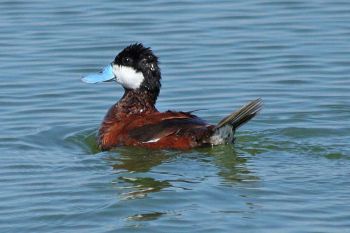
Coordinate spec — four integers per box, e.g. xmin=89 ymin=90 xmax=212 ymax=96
xmin=113 ymin=43 xmax=161 ymax=96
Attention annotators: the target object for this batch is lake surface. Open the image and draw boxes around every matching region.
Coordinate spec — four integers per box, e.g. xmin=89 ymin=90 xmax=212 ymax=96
xmin=1 ymin=1 xmax=350 ymax=232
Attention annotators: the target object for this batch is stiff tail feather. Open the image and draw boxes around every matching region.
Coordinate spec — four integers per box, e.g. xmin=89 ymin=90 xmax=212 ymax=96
xmin=209 ymin=98 xmax=263 ymax=145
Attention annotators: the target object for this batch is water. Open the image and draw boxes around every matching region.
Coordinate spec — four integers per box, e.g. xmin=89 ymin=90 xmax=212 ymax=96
xmin=1 ymin=1 xmax=350 ymax=232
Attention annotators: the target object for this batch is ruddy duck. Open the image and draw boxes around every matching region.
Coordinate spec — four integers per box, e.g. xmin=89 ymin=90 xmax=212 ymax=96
xmin=82 ymin=43 xmax=262 ymax=150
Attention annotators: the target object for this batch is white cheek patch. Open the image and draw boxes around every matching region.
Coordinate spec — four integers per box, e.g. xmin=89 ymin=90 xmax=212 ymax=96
xmin=112 ymin=65 xmax=144 ymax=90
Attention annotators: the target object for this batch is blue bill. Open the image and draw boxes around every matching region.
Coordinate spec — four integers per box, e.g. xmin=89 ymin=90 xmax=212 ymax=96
xmin=81 ymin=64 xmax=114 ymax=84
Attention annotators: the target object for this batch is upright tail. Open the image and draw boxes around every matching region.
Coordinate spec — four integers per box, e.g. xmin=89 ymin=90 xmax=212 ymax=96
xmin=209 ymin=98 xmax=263 ymax=145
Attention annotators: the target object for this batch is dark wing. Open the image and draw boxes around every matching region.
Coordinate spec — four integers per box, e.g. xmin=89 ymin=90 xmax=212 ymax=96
xmin=128 ymin=113 xmax=209 ymax=143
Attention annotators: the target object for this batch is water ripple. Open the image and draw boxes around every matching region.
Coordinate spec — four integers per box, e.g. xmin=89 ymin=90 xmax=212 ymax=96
xmin=1 ymin=0 xmax=350 ymax=232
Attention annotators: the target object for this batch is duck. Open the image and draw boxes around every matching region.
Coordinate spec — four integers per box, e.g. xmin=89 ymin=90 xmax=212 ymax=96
xmin=82 ymin=43 xmax=262 ymax=150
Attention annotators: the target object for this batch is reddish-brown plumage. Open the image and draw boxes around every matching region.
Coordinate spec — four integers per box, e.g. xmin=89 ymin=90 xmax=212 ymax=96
xmin=98 ymin=92 xmax=215 ymax=150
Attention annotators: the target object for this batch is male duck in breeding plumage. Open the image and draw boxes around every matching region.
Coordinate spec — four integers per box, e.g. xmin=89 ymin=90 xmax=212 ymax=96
xmin=82 ymin=43 xmax=262 ymax=150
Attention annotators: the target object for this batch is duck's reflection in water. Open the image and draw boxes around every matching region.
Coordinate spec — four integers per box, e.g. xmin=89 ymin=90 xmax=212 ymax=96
xmin=197 ymin=145 xmax=259 ymax=184
xmin=105 ymin=147 xmax=176 ymax=200
xmin=104 ymin=145 xmax=260 ymax=221
xmin=105 ymin=145 xmax=258 ymax=200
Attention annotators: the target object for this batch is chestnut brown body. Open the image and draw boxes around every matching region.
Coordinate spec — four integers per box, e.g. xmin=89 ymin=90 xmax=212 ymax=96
xmin=98 ymin=90 xmax=215 ymax=150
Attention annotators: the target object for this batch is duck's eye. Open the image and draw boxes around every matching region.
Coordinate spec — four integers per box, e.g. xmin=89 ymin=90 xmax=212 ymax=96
xmin=123 ymin=57 xmax=131 ymax=64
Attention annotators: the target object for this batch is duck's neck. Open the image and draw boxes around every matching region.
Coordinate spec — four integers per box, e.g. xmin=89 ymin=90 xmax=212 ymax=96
xmin=116 ymin=89 xmax=158 ymax=115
